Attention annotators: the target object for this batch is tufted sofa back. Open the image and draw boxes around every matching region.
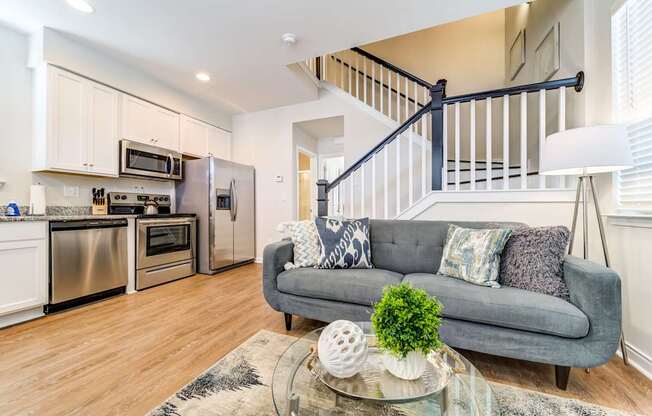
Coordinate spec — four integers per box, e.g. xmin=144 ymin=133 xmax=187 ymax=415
xmin=369 ymin=220 xmax=524 ymax=275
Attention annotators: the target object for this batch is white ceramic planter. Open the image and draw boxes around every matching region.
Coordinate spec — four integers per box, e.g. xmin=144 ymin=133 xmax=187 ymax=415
xmin=382 ymin=350 xmax=428 ymax=380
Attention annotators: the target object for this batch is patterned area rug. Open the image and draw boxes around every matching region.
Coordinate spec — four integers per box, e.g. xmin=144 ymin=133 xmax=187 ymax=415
xmin=148 ymin=330 xmax=636 ymax=416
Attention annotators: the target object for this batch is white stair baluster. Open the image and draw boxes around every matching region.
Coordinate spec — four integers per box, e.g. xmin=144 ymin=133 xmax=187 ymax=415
xmin=421 ymin=96 xmax=427 ymax=198
xmin=470 ymin=99 xmax=476 ymax=190
xmin=455 ymin=102 xmax=461 ymax=191
xmin=349 ymin=175 xmax=354 ymax=218
xmin=339 ymin=55 xmax=344 ymax=90
xmin=414 ymin=82 xmax=418 ymax=119
xmin=404 ymin=77 xmax=409 ymax=120
xmin=371 ymin=62 xmax=376 ymax=111
xmin=486 ymin=97 xmax=492 ymax=190
xmin=347 ymin=54 xmax=352 ymax=95
xmin=372 ymin=154 xmax=377 ymax=219
xmin=324 ymin=55 xmax=328 ymax=82
xmin=396 ymin=73 xmax=401 ymax=123
xmin=558 ymin=86 xmax=566 ymax=188
xmin=388 ymin=69 xmax=392 ymax=121
xmin=321 ymin=55 xmax=326 ymax=81
xmin=409 ymin=127 xmax=414 ymax=206
xmin=503 ymin=95 xmax=510 ymax=190
xmin=383 ymin=146 xmax=389 ymax=219
xmin=363 ymin=57 xmax=368 ymax=105
xmin=539 ymin=89 xmax=546 ymax=189
xmin=380 ymin=66 xmax=384 ymax=115
xmin=396 ymin=134 xmax=401 ymax=215
xmin=360 ymin=164 xmax=365 ymax=217
xmin=443 ymin=104 xmax=448 ymax=191
xmin=520 ymin=91 xmax=527 ymax=189
xmin=354 ymin=53 xmax=359 ymax=99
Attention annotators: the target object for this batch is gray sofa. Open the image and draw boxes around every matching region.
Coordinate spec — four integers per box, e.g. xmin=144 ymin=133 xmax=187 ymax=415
xmin=262 ymin=220 xmax=622 ymax=389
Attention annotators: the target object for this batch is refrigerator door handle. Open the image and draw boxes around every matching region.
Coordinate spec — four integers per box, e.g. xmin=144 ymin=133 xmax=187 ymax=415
xmin=232 ymin=179 xmax=238 ymax=222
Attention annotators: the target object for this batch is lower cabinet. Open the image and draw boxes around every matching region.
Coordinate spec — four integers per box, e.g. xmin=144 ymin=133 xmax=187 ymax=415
xmin=0 ymin=223 xmax=48 ymax=325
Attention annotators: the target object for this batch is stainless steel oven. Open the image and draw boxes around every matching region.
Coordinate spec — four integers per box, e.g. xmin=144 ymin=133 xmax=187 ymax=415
xmin=120 ymin=139 xmax=183 ymax=180
xmin=136 ymin=217 xmax=196 ymax=290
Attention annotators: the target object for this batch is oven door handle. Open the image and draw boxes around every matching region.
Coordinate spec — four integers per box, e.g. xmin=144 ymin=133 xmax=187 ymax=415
xmin=137 ymin=218 xmax=195 ymax=225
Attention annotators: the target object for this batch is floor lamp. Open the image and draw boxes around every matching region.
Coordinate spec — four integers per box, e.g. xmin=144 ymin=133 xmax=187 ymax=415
xmin=540 ymin=125 xmax=633 ymax=366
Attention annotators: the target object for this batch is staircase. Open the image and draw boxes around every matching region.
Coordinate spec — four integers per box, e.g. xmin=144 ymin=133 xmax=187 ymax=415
xmin=303 ymin=48 xmax=585 ymax=219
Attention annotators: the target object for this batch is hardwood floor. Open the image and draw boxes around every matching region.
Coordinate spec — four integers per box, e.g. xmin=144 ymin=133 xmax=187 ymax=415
xmin=0 ymin=263 xmax=650 ymax=415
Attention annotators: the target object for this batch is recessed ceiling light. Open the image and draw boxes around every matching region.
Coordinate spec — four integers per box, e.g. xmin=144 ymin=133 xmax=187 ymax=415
xmin=66 ymin=0 xmax=95 ymax=13
xmin=195 ymin=72 xmax=211 ymax=82
xmin=281 ymin=33 xmax=297 ymax=45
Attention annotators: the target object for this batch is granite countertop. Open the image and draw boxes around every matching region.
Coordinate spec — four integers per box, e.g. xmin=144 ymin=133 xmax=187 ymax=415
xmin=0 ymin=214 xmax=138 ymax=222
xmin=0 ymin=206 xmax=137 ymax=222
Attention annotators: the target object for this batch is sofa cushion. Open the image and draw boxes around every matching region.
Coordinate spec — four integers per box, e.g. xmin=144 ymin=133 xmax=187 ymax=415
xmin=403 ymin=273 xmax=589 ymax=339
xmin=277 ymin=268 xmax=402 ymax=306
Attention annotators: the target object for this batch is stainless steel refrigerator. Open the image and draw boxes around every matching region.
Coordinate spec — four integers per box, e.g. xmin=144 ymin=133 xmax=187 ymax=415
xmin=176 ymin=157 xmax=255 ymax=274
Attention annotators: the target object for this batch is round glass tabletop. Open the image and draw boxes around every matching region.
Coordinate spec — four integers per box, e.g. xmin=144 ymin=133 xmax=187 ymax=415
xmin=272 ymin=322 xmax=500 ymax=416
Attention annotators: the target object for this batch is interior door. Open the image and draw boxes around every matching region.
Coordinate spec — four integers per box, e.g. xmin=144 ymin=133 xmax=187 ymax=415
xmin=210 ymin=159 xmax=234 ymax=269
xmin=86 ymin=80 xmax=119 ymax=176
xmin=232 ymin=163 xmax=255 ymax=264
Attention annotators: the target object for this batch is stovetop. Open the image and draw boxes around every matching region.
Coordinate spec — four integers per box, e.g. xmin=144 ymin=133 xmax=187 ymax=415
xmin=137 ymin=213 xmax=196 ymax=219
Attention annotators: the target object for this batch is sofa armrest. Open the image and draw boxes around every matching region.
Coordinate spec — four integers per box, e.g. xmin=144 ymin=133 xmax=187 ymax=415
xmin=262 ymin=240 xmax=294 ymax=311
xmin=564 ymin=255 xmax=621 ymax=361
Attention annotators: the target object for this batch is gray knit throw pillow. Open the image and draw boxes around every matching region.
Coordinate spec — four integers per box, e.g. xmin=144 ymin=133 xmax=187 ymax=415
xmin=499 ymin=226 xmax=570 ymax=300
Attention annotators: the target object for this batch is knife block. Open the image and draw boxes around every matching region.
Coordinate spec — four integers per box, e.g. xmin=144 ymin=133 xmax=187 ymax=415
xmin=92 ymin=201 xmax=107 ymax=215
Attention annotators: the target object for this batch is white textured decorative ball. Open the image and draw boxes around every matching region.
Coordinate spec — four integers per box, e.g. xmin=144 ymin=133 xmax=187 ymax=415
xmin=318 ymin=320 xmax=368 ymax=378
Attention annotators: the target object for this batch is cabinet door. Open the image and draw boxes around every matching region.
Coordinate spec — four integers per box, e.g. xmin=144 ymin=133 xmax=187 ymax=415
xmin=87 ymin=81 xmax=120 ymax=176
xmin=48 ymin=67 xmax=88 ymax=172
xmin=121 ymin=95 xmax=152 ymax=145
xmin=150 ymin=106 xmax=180 ymax=151
xmin=207 ymin=126 xmax=231 ymax=160
xmin=180 ymin=115 xmax=208 ymax=157
xmin=0 ymin=239 xmax=47 ymax=316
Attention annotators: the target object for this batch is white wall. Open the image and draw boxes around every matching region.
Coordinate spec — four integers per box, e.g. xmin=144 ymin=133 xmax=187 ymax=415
xmin=232 ymin=87 xmax=394 ymax=259
xmin=0 ymin=23 xmax=222 ymax=207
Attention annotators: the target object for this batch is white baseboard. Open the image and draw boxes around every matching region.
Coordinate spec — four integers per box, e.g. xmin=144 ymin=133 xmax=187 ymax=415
xmin=617 ymin=342 xmax=652 ymax=380
xmin=254 ymin=257 xmax=262 ymax=264
xmin=0 ymin=307 xmax=44 ymax=329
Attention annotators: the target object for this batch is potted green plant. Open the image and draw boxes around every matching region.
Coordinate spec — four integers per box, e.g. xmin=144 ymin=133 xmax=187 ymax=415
xmin=371 ymin=283 xmax=443 ymax=380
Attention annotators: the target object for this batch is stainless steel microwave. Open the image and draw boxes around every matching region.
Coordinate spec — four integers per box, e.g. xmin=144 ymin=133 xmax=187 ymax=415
xmin=120 ymin=140 xmax=183 ymax=181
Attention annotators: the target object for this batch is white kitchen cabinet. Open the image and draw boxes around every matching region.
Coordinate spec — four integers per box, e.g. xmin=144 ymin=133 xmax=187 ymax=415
xmin=33 ymin=65 xmax=120 ymax=177
xmin=207 ymin=126 xmax=231 ymax=160
xmin=120 ymin=94 xmax=180 ymax=151
xmin=180 ymin=114 xmax=231 ymax=159
xmin=0 ymin=223 xmax=48 ymax=322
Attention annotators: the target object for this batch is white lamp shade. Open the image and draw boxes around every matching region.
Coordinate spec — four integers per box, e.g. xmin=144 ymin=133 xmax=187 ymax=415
xmin=540 ymin=125 xmax=633 ymax=176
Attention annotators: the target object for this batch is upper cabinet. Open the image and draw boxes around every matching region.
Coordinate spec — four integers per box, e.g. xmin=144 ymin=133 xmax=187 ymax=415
xmin=180 ymin=114 xmax=231 ymax=160
xmin=120 ymin=95 xmax=180 ymax=151
xmin=32 ymin=66 xmax=120 ymax=177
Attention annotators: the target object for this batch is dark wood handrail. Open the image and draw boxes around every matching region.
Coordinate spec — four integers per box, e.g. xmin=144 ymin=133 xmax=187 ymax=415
xmin=443 ymin=72 xmax=584 ymax=105
xmin=351 ymin=47 xmax=432 ymax=89
xmin=326 ymin=102 xmax=431 ymax=192
xmin=329 ymin=55 xmax=427 ymax=109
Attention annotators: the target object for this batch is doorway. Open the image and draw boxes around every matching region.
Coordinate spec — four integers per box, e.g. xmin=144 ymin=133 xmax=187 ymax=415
xmin=296 ymin=147 xmax=317 ymax=220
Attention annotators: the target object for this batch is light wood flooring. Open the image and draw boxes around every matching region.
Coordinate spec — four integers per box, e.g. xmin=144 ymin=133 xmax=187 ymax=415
xmin=0 ymin=264 xmax=650 ymax=415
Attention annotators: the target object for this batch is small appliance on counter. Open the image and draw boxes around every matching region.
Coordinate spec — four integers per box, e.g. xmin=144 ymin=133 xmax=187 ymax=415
xmin=108 ymin=192 xmax=196 ymax=290
xmin=29 ymin=184 xmax=46 ymax=216
xmin=5 ymin=200 xmax=21 ymax=216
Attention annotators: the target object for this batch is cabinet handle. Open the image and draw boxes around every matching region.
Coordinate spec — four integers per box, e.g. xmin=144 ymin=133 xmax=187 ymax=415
xmin=89 ymin=163 xmax=94 ymax=167
xmin=83 ymin=163 xmax=88 ymax=166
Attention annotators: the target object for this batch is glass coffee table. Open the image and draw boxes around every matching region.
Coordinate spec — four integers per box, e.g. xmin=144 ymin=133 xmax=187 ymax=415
xmin=272 ymin=322 xmax=499 ymax=416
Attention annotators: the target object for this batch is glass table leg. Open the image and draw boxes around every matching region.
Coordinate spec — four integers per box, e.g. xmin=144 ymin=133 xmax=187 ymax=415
xmin=287 ymin=392 xmax=300 ymax=416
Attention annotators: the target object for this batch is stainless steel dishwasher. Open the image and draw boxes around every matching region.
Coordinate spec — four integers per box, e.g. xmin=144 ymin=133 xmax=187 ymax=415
xmin=47 ymin=219 xmax=128 ymax=313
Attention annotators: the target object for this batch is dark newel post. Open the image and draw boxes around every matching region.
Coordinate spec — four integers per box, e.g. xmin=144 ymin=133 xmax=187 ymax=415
xmin=316 ymin=179 xmax=329 ymax=217
xmin=316 ymin=56 xmax=322 ymax=80
xmin=430 ymin=79 xmax=447 ymax=191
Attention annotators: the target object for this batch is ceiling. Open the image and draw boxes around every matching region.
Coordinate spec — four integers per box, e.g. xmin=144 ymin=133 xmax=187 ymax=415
xmin=0 ymin=0 xmax=521 ymax=115
xmin=295 ymin=116 xmax=344 ymax=139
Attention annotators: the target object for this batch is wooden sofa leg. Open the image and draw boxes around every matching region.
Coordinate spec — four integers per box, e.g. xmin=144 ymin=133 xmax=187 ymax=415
xmin=555 ymin=365 xmax=571 ymax=390
xmin=284 ymin=313 xmax=292 ymax=331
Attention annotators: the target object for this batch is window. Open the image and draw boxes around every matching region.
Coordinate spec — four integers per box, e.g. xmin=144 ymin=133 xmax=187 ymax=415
xmin=612 ymin=0 xmax=652 ymax=212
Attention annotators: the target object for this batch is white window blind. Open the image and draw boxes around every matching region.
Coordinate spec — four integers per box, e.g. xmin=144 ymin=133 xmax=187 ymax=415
xmin=613 ymin=0 xmax=652 ymax=211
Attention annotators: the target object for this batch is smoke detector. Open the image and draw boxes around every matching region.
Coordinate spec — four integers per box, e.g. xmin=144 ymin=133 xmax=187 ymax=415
xmin=281 ymin=33 xmax=297 ymax=45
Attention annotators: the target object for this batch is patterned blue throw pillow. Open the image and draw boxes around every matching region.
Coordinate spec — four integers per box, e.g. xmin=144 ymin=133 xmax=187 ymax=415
xmin=315 ymin=217 xmax=373 ymax=269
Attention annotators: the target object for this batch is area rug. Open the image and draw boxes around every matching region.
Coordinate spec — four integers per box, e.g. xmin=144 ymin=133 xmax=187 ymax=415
xmin=147 ymin=330 xmax=636 ymax=416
